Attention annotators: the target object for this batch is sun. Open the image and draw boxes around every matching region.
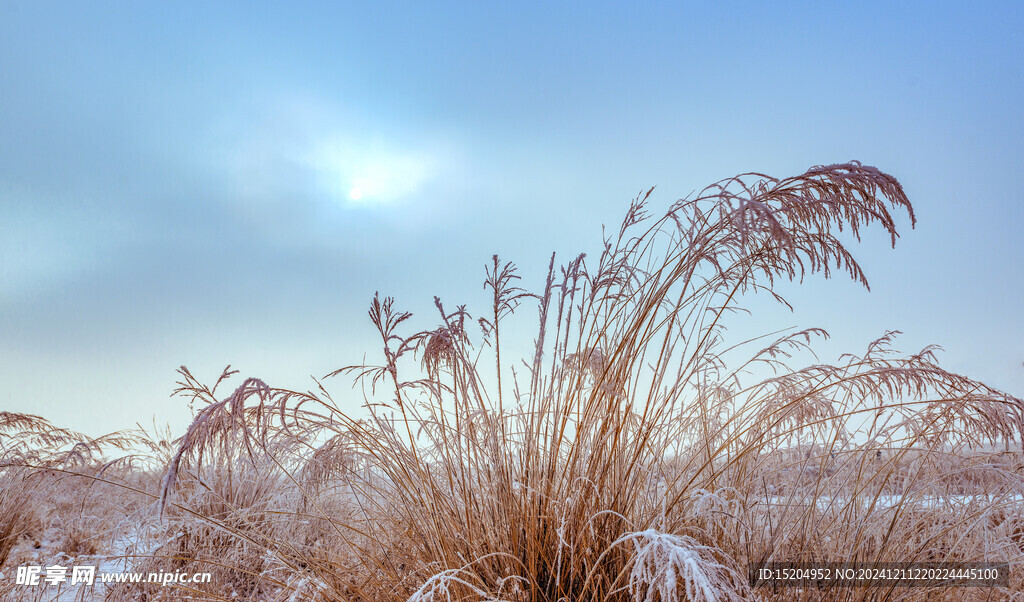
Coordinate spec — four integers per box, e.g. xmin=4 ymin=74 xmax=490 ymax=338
xmin=311 ymin=137 xmax=432 ymax=206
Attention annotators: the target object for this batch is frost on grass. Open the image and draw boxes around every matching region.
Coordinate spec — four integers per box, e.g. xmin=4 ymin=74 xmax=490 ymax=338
xmin=407 ymin=557 xmax=526 ymax=602
xmin=621 ymin=529 xmax=748 ymax=602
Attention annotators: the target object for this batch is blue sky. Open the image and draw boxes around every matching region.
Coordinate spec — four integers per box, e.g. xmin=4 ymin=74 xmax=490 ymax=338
xmin=2 ymin=2 xmax=1022 ymax=437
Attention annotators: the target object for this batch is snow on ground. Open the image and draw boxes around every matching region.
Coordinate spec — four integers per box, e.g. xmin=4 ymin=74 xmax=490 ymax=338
xmin=5 ymin=522 xmax=163 ymax=601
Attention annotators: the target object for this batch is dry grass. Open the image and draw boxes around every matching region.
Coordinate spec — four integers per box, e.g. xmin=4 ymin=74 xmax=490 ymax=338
xmin=2 ymin=162 xmax=1022 ymax=601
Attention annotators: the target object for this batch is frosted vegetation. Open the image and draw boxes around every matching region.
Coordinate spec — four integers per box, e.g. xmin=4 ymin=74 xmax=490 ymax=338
xmin=2 ymin=162 xmax=1022 ymax=600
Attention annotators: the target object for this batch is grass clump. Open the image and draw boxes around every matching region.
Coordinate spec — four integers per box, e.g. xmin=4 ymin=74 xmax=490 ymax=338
xmin=2 ymin=162 xmax=1022 ymax=601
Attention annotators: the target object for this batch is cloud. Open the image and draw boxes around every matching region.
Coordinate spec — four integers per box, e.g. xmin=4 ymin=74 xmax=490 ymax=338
xmin=0 ymin=185 xmax=131 ymax=305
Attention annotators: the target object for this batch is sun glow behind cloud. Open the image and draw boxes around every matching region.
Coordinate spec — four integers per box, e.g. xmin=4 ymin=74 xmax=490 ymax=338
xmin=312 ymin=143 xmax=432 ymax=206
xmin=221 ymin=97 xmax=443 ymax=229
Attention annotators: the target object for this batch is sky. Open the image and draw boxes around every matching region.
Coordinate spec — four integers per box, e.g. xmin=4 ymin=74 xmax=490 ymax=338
xmin=1 ymin=2 xmax=1022 ymax=439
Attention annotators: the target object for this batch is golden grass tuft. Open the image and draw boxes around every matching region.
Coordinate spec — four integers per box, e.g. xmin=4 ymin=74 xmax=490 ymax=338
xmin=2 ymin=162 xmax=1022 ymax=601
